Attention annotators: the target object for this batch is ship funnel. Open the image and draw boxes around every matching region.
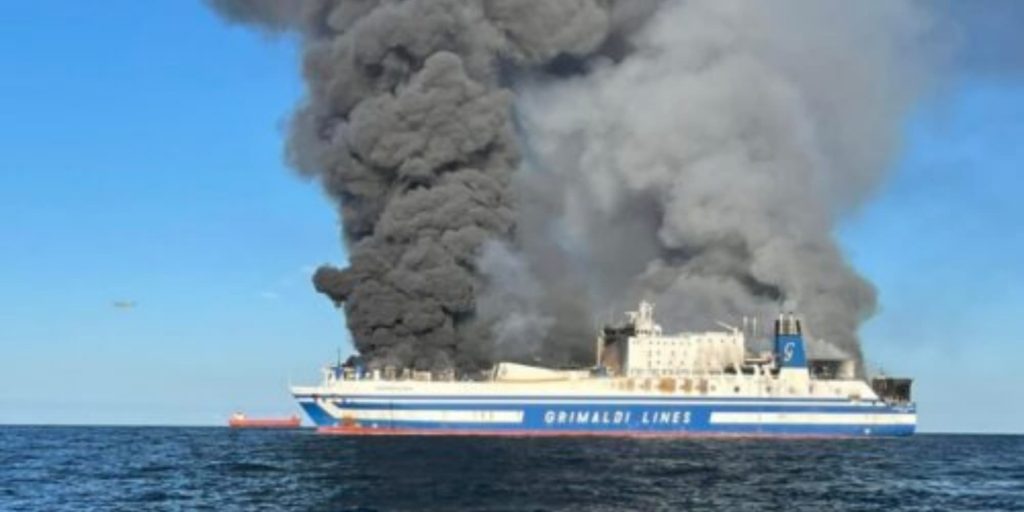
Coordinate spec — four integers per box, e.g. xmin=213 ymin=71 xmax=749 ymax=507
xmin=774 ymin=313 xmax=807 ymax=369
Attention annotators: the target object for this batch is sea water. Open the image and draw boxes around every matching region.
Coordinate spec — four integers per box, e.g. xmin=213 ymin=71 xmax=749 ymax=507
xmin=1 ymin=426 xmax=1022 ymax=511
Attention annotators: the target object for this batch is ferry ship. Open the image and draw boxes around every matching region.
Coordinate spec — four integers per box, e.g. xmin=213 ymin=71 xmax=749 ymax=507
xmin=292 ymin=302 xmax=915 ymax=437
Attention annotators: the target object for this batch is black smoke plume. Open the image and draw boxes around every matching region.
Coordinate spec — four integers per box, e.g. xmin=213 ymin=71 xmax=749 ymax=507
xmin=208 ymin=0 xmax=655 ymax=370
xmin=209 ymin=0 xmax=946 ymax=371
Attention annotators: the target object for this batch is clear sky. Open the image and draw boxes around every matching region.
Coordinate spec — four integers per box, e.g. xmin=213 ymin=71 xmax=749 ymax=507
xmin=1 ymin=1 xmax=1022 ymax=433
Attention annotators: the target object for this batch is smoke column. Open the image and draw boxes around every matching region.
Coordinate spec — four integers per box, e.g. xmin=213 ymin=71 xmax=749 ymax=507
xmin=511 ymin=0 xmax=943 ymax=366
xmin=208 ymin=1 xmax=942 ymax=370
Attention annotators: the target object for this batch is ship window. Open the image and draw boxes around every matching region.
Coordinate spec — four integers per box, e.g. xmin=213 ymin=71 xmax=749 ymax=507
xmin=734 ymin=386 xmax=740 ymax=393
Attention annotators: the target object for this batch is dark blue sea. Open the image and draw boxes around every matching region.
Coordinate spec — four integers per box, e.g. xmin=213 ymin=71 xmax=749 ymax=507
xmin=1 ymin=427 xmax=1022 ymax=511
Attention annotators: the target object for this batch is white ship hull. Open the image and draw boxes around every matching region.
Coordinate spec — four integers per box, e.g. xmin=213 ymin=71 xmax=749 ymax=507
xmin=292 ymin=378 xmax=916 ymax=437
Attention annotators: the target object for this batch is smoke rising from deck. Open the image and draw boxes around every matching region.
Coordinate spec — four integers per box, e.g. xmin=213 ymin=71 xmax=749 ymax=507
xmin=511 ymin=0 xmax=944 ymax=366
xmin=208 ymin=0 xmax=944 ymax=370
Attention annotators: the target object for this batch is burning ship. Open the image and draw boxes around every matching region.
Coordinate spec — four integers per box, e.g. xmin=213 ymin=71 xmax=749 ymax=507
xmin=292 ymin=302 xmax=915 ymax=437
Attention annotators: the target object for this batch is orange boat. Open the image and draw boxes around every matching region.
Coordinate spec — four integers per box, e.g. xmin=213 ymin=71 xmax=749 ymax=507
xmin=228 ymin=412 xmax=301 ymax=429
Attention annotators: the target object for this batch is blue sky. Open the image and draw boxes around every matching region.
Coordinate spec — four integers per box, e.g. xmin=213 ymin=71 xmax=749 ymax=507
xmin=844 ymin=80 xmax=1024 ymax=433
xmin=0 ymin=1 xmax=345 ymax=425
xmin=1 ymin=1 xmax=1022 ymax=433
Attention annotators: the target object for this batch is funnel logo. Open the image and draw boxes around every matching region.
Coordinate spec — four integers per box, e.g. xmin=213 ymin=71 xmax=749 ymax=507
xmin=783 ymin=342 xmax=795 ymax=363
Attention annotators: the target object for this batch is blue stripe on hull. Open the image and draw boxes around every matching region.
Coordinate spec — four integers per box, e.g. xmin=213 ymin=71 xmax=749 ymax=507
xmin=296 ymin=398 xmax=915 ymax=437
xmin=333 ymin=400 xmax=904 ymax=415
xmin=298 ymin=400 xmax=337 ymax=427
xmin=321 ymin=420 xmax=914 ymax=438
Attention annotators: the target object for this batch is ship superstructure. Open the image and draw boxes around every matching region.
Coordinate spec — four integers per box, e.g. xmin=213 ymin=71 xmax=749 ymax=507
xmin=292 ymin=302 xmax=915 ymax=437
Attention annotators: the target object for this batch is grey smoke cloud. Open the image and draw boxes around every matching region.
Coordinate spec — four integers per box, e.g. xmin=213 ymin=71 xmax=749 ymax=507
xmin=208 ymin=0 xmax=947 ymax=371
xmin=512 ymin=0 xmax=943 ymax=366
xmin=475 ymin=240 xmax=554 ymax=361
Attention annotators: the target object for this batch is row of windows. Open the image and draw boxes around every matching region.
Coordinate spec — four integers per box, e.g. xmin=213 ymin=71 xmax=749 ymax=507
xmin=633 ymin=338 xmax=739 ymax=346
xmin=635 ymin=357 xmax=730 ymax=365
xmin=638 ymin=352 xmax=740 ymax=359
xmin=620 ymin=377 xmax=852 ymax=397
